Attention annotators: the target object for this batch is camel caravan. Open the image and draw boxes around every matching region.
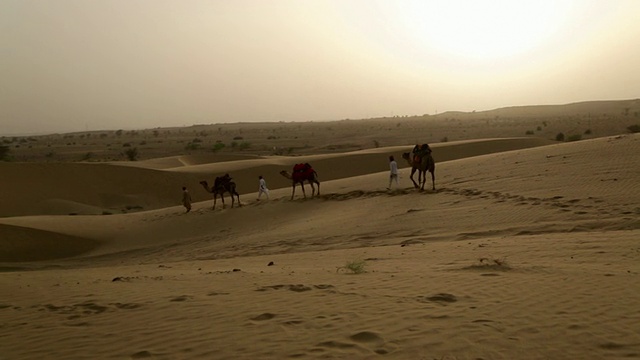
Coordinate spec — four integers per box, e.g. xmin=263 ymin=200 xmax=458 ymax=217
xmin=198 ymin=145 xmax=435 ymax=210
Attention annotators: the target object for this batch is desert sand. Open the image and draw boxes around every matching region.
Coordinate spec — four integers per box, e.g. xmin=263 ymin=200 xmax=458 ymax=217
xmin=1 ymin=111 xmax=639 ymax=359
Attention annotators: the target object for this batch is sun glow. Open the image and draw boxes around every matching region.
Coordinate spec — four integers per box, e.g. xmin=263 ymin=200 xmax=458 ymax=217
xmin=382 ymin=1 xmax=574 ymax=62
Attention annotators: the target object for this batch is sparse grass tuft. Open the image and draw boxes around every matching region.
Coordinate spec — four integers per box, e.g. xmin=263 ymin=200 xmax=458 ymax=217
xmin=463 ymin=256 xmax=511 ymax=271
xmin=337 ymin=259 xmax=367 ymax=274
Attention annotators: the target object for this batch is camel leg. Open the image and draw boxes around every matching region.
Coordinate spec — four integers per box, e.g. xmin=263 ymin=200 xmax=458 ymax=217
xmin=220 ymin=193 xmax=226 ymax=209
xmin=212 ymin=194 xmax=217 ymax=210
xmin=315 ymin=181 xmax=320 ymax=196
xmin=290 ymin=184 xmax=296 ymax=200
xmin=409 ymin=169 xmax=419 ymax=189
xmin=300 ymin=182 xmax=307 ymax=198
xmin=431 ymin=170 xmax=436 ymax=190
xmin=420 ymin=170 xmax=426 ymax=191
xmin=235 ymin=193 xmax=241 ymax=207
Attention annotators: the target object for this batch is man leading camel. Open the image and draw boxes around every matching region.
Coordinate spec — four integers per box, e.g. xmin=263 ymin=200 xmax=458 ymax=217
xmin=387 ymin=155 xmax=399 ymax=190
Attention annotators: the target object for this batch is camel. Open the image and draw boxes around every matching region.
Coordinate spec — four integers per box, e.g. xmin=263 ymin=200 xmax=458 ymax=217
xmin=402 ymin=150 xmax=435 ymax=191
xmin=199 ymin=174 xmax=241 ymax=209
xmin=279 ymin=163 xmax=320 ymax=200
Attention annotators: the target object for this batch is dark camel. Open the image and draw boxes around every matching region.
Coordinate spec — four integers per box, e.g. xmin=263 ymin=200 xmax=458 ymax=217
xmin=402 ymin=151 xmax=435 ymax=191
xmin=199 ymin=174 xmax=241 ymax=209
xmin=279 ymin=163 xmax=320 ymax=200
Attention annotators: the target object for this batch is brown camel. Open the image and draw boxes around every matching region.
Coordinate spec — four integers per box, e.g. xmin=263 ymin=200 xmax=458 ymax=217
xmin=199 ymin=174 xmax=241 ymax=209
xmin=402 ymin=151 xmax=435 ymax=191
xmin=279 ymin=163 xmax=320 ymax=200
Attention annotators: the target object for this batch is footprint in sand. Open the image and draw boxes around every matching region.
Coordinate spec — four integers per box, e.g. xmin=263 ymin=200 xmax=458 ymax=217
xmin=169 ymin=295 xmax=193 ymax=302
xmin=418 ymin=293 xmax=458 ymax=304
xmin=130 ymin=350 xmax=154 ymax=359
xmin=251 ymin=312 xmax=276 ymax=321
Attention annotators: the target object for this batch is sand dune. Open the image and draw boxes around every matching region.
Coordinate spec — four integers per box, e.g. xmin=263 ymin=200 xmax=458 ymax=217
xmin=0 ymin=137 xmax=553 ymax=218
xmin=0 ymin=133 xmax=638 ymax=359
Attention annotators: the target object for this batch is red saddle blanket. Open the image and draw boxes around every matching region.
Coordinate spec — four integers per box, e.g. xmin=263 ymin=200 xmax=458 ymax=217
xmin=292 ymin=163 xmax=314 ymax=182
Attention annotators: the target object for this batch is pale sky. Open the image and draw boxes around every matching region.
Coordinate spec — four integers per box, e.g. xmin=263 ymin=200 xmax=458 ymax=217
xmin=1 ymin=0 xmax=639 ymax=135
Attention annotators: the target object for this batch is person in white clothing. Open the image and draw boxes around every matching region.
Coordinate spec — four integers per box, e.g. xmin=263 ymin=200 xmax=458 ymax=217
xmin=388 ymin=155 xmax=399 ymax=189
xmin=257 ymin=175 xmax=269 ymax=200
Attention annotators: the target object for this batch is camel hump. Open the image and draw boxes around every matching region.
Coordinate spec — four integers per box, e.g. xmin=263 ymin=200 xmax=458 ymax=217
xmin=293 ymin=163 xmax=312 ymax=172
xmin=214 ymin=174 xmax=233 ymax=188
xmin=292 ymin=163 xmax=315 ymax=181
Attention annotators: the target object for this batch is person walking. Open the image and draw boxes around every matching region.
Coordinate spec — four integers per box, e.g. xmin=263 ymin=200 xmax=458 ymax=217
xmin=182 ymin=186 xmax=192 ymax=213
xmin=388 ymin=155 xmax=399 ymax=189
xmin=257 ymin=175 xmax=269 ymax=200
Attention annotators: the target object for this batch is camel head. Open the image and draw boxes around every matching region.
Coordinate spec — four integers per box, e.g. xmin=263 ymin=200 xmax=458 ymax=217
xmin=199 ymin=180 xmax=212 ymax=192
xmin=279 ymin=170 xmax=292 ymax=180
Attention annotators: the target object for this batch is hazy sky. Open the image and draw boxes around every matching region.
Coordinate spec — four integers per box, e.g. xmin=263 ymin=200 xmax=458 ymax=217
xmin=2 ymin=0 xmax=639 ymax=135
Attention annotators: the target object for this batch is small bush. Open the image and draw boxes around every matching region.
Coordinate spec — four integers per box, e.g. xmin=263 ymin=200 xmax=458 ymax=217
xmin=185 ymin=142 xmax=201 ymax=150
xmin=525 ymin=130 xmax=534 ymax=135
xmin=441 ymin=136 xmax=449 ymax=142
xmin=567 ymin=134 xmax=582 ymax=142
xmin=584 ymin=129 xmax=592 ymax=135
xmin=555 ymin=132 xmax=565 ymax=141
xmin=337 ymin=259 xmax=367 ymax=274
xmin=627 ymin=124 xmax=640 ymax=133
xmin=212 ymin=142 xmax=226 ymax=152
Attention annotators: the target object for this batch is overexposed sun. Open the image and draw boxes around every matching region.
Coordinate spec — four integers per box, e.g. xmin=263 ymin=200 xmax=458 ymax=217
xmin=390 ymin=0 xmax=573 ymax=61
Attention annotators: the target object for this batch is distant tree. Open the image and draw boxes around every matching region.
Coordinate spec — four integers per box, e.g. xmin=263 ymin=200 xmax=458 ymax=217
xmin=115 ymin=129 xmax=123 ymax=137
xmin=125 ymin=147 xmax=138 ymax=161
xmin=555 ymin=133 xmax=565 ymax=141
xmin=0 ymin=145 xmax=10 ymax=161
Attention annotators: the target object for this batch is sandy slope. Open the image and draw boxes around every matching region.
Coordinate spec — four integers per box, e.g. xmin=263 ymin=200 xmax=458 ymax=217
xmin=0 ymin=134 xmax=639 ymax=359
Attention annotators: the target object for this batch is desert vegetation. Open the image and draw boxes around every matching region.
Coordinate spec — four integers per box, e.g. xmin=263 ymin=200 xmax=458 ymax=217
xmin=2 ymin=99 xmax=638 ymax=162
